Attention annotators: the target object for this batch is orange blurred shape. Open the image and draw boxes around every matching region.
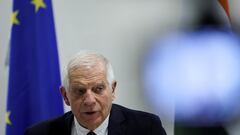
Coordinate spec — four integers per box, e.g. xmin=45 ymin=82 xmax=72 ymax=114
xmin=218 ymin=0 xmax=231 ymax=20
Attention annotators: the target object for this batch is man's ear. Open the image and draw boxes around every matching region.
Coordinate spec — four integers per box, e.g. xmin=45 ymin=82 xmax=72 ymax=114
xmin=111 ymin=80 xmax=117 ymax=100
xmin=60 ymin=86 xmax=70 ymax=106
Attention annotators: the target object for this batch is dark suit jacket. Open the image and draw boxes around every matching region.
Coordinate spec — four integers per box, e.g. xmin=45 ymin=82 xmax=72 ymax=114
xmin=25 ymin=104 xmax=166 ymax=135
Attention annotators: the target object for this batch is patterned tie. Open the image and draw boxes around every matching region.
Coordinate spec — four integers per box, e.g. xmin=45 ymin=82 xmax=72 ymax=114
xmin=87 ymin=131 xmax=96 ymax=135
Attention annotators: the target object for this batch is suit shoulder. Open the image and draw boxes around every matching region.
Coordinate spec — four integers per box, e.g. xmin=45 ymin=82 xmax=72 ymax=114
xmin=24 ymin=112 xmax=73 ymax=135
xmin=112 ymin=104 xmax=159 ymax=120
xmin=111 ymin=104 xmax=167 ymax=135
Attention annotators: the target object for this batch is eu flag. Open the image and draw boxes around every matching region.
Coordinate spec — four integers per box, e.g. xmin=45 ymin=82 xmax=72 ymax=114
xmin=6 ymin=0 xmax=64 ymax=134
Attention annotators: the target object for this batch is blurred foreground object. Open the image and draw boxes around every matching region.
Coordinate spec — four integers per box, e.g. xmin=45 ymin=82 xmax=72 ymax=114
xmin=174 ymin=124 xmax=228 ymax=135
xmin=143 ymin=29 xmax=240 ymax=126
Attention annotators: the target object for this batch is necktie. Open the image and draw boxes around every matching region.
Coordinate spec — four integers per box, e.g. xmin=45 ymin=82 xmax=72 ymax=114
xmin=87 ymin=131 xmax=96 ymax=135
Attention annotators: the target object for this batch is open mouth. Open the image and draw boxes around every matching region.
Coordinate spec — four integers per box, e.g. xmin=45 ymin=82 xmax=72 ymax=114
xmin=85 ymin=112 xmax=97 ymax=115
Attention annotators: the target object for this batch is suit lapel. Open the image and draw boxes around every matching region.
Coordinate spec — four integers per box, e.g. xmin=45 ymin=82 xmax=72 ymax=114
xmin=64 ymin=106 xmax=127 ymax=135
xmin=49 ymin=111 xmax=73 ymax=135
xmin=63 ymin=111 xmax=74 ymax=135
xmin=108 ymin=104 xmax=126 ymax=135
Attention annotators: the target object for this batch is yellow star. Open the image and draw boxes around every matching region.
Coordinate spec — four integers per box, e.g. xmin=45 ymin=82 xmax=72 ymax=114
xmin=31 ymin=0 xmax=46 ymax=12
xmin=11 ymin=10 xmax=20 ymax=25
xmin=5 ymin=111 xmax=12 ymax=125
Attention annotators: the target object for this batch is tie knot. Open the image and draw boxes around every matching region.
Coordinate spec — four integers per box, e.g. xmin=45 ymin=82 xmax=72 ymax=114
xmin=87 ymin=131 xmax=96 ymax=135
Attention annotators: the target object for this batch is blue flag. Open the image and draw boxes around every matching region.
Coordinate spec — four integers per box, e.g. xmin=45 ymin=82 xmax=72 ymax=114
xmin=6 ymin=0 xmax=64 ymax=134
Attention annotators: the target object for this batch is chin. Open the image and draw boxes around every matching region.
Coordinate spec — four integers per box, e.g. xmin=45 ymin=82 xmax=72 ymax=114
xmin=85 ymin=117 xmax=103 ymax=129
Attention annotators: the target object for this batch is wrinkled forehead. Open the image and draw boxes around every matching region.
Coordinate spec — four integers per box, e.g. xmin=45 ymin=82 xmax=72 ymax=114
xmin=68 ymin=54 xmax=106 ymax=71
xmin=68 ymin=61 xmax=107 ymax=81
xmin=70 ymin=62 xmax=104 ymax=74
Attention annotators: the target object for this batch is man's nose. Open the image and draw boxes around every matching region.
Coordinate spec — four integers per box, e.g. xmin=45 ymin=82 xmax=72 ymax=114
xmin=83 ymin=90 xmax=96 ymax=106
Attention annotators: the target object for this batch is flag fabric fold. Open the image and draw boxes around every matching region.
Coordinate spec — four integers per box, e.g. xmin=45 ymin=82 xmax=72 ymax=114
xmin=6 ymin=0 xmax=64 ymax=134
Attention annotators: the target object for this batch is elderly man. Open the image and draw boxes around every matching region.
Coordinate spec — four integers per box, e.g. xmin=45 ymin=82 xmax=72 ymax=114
xmin=24 ymin=51 xmax=166 ymax=135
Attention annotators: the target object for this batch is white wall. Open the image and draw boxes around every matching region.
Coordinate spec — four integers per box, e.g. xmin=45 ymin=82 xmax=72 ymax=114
xmin=0 ymin=0 xmax=12 ymax=134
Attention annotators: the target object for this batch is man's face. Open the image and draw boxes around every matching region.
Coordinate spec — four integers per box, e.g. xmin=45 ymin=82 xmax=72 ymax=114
xmin=61 ymin=64 xmax=116 ymax=130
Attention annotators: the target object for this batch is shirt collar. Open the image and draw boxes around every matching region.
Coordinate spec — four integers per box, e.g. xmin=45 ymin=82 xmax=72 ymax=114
xmin=74 ymin=115 xmax=109 ymax=135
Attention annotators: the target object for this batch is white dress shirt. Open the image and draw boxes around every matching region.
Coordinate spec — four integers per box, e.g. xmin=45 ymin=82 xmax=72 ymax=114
xmin=71 ymin=115 xmax=109 ymax=135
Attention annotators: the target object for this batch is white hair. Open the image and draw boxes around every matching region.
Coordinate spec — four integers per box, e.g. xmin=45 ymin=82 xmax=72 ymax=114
xmin=62 ymin=50 xmax=115 ymax=90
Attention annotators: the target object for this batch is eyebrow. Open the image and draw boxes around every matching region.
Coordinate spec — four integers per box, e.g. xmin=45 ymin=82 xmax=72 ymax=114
xmin=96 ymin=81 xmax=105 ymax=85
xmin=71 ymin=80 xmax=106 ymax=87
